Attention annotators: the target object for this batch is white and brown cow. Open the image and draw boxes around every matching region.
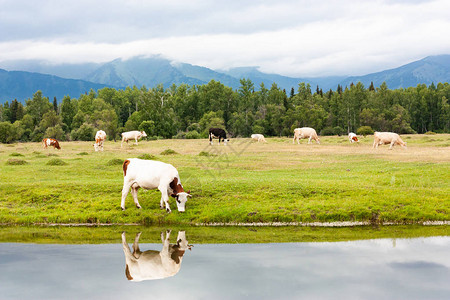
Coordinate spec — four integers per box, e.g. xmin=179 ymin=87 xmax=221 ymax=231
xmin=121 ymin=158 xmax=191 ymax=212
xmin=293 ymin=127 xmax=320 ymax=144
xmin=209 ymin=128 xmax=229 ymax=145
xmin=373 ymin=131 xmax=407 ymax=150
xmin=94 ymin=130 xmax=107 ymax=151
xmin=42 ymin=138 xmax=61 ymax=150
xmin=122 ymin=230 xmax=192 ymax=282
xmin=348 ymin=132 xmax=359 ymax=143
xmin=121 ymin=131 xmax=147 ymax=147
xmin=251 ymin=133 xmax=267 ymax=143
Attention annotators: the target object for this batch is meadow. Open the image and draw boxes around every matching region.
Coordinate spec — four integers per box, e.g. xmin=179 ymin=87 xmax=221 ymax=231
xmin=0 ymin=134 xmax=449 ymax=226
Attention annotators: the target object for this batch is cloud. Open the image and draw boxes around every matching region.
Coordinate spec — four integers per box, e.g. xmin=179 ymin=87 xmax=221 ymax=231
xmin=0 ymin=0 xmax=449 ymax=76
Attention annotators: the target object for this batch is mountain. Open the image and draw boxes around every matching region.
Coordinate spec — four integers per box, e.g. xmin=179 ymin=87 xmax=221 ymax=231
xmin=0 ymin=69 xmax=112 ymax=102
xmin=339 ymin=55 xmax=450 ymax=89
xmin=1 ymin=55 xmax=449 ymax=103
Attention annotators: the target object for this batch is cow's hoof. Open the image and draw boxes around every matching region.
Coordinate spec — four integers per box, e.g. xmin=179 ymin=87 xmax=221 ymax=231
xmin=121 ymin=207 xmax=125 ymax=211
xmin=166 ymin=208 xmax=172 ymax=213
xmin=136 ymin=205 xmax=141 ymax=209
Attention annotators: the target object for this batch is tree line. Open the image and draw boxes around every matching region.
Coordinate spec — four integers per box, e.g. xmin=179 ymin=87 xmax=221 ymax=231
xmin=0 ymin=79 xmax=449 ymax=143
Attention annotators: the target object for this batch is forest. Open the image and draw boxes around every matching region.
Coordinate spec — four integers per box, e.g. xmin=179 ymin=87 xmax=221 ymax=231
xmin=0 ymin=79 xmax=449 ymax=143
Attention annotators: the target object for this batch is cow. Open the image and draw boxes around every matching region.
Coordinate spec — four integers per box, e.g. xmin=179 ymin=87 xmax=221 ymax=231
xmin=373 ymin=131 xmax=407 ymax=150
xmin=122 ymin=230 xmax=192 ymax=282
xmin=121 ymin=158 xmax=191 ymax=212
xmin=209 ymin=128 xmax=229 ymax=145
xmin=251 ymin=133 xmax=267 ymax=143
xmin=42 ymin=138 xmax=61 ymax=150
xmin=94 ymin=130 xmax=107 ymax=151
xmin=121 ymin=131 xmax=147 ymax=147
xmin=293 ymin=127 xmax=320 ymax=144
xmin=348 ymin=132 xmax=359 ymax=143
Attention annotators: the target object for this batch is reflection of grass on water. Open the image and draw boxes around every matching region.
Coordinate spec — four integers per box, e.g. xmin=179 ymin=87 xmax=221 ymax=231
xmin=0 ymin=135 xmax=449 ymax=226
xmin=0 ymin=225 xmax=448 ymax=244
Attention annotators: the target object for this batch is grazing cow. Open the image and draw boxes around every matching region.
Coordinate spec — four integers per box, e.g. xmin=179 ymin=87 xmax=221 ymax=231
xmin=373 ymin=132 xmax=407 ymax=150
xmin=251 ymin=133 xmax=267 ymax=143
xmin=121 ymin=131 xmax=147 ymax=147
xmin=122 ymin=230 xmax=192 ymax=282
xmin=42 ymin=138 xmax=61 ymax=150
xmin=293 ymin=127 xmax=320 ymax=144
xmin=121 ymin=158 xmax=191 ymax=212
xmin=348 ymin=132 xmax=359 ymax=143
xmin=94 ymin=130 xmax=107 ymax=151
xmin=209 ymin=128 xmax=229 ymax=145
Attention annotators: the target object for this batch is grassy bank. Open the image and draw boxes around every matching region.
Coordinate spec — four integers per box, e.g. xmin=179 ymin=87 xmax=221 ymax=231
xmin=1 ymin=225 xmax=449 ymax=244
xmin=0 ymin=134 xmax=449 ymax=225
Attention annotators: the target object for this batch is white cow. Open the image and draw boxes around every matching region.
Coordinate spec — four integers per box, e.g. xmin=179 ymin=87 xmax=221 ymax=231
xmin=94 ymin=130 xmax=107 ymax=151
xmin=121 ymin=131 xmax=147 ymax=147
xmin=373 ymin=132 xmax=407 ymax=150
xmin=121 ymin=158 xmax=191 ymax=212
xmin=251 ymin=134 xmax=267 ymax=143
xmin=122 ymin=230 xmax=192 ymax=282
xmin=293 ymin=127 xmax=320 ymax=144
xmin=348 ymin=132 xmax=358 ymax=143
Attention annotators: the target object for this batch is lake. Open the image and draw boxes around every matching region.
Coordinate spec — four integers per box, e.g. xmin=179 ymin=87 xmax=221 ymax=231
xmin=0 ymin=229 xmax=449 ymax=300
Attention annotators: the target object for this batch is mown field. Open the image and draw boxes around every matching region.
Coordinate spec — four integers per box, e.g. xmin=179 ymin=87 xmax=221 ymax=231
xmin=0 ymin=134 xmax=449 ymax=226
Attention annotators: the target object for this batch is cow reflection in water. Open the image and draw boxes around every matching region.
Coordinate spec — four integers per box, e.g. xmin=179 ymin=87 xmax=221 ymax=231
xmin=122 ymin=230 xmax=192 ymax=281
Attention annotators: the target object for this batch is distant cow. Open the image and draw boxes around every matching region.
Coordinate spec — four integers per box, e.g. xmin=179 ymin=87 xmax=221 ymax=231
xmin=373 ymin=132 xmax=406 ymax=150
xmin=121 ymin=131 xmax=147 ymax=147
xmin=42 ymin=138 xmax=61 ymax=150
xmin=348 ymin=132 xmax=358 ymax=143
xmin=121 ymin=158 xmax=191 ymax=212
xmin=251 ymin=134 xmax=267 ymax=143
xmin=209 ymin=128 xmax=229 ymax=145
xmin=94 ymin=130 xmax=107 ymax=151
xmin=293 ymin=127 xmax=320 ymax=144
xmin=122 ymin=230 xmax=192 ymax=282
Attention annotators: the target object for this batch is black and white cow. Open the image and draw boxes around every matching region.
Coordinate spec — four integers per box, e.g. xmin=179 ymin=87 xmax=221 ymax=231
xmin=209 ymin=128 xmax=229 ymax=145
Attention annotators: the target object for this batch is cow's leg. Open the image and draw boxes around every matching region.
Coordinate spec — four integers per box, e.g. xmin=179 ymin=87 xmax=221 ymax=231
xmin=389 ymin=140 xmax=395 ymax=150
xmin=158 ymin=186 xmax=171 ymax=213
xmin=308 ymin=136 xmax=312 ymax=144
xmin=134 ymin=137 xmax=138 ymax=145
xmin=209 ymin=134 xmax=213 ymax=145
xmin=121 ymin=181 xmax=133 ymax=210
xmin=130 ymin=185 xmax=141 ymax=209
xmin=132 ymin=232 xmax=142 ymax=258
xmin=373 ymin=140 xmax=378 ymax=149
xmin=162 ymin=230 xmax=171 ymax=252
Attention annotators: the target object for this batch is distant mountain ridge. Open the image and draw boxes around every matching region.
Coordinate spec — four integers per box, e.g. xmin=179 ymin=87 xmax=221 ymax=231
xmin=0 ymin=55 xmax=449 ymax=103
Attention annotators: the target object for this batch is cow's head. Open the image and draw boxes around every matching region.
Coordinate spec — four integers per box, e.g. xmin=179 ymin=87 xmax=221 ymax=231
xmin=224 ymin=138 xmax=229 ymax=145
xmin=171 ymin=190 xmax=192 ymax=212
xmin=140 ymin=131 xmax=147 ymax=138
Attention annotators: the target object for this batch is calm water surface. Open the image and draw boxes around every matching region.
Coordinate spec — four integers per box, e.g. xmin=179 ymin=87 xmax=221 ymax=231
xmin=0 ymin=231 xmax=449 ymax=300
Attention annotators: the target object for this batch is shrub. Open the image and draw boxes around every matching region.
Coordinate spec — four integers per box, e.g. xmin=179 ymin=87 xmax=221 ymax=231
xmin=6 ymin=158 xmax=28 ymax=165
xmin=185 ymin=130 xmax=201 ymax=139
xmin=321 ymin=127 xmax=335 ymax=136
xmin=357 ymin=126 xmax=374 ymax=136
xmin=160 ymin=149 xmax=178 ymax=155
xmin=333 ymin=126 xmax=345 ymax=136
xmin=46 ymin=158 xmax=67 ymax=166
xmin=138 ymin=153 xmax=157 ymax=160
xmin=107 ymin=158 xmax=124 ymax=166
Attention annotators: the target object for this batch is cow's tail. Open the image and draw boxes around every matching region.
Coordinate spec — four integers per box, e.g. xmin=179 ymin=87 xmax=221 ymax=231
xmin=123 ymin=159 xmax=130 ymax=176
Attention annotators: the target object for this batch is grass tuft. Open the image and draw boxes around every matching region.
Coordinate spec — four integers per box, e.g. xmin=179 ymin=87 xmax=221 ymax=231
xmin=160 ymin=148 xmax=178 ymax=155
xmin=199 ymin=151 xmax=217 ymax=157
xmin=107 ymin=158 xmax=124 ymax=166
xmin=77 ymin=152 xmax=89 ymax=156
xmin=138 ymin=153 xmax=157 ymax=160
xmin=46 ymin=158 xmax=67 ymax=166
xmin=6 ymin=158 xmax=28 ymax=165
xmin=9 ymin=152 xmax=24 ymax=157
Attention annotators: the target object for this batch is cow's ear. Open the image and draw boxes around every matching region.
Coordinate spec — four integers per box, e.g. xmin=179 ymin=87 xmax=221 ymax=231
xmin=187 ymin=190 xmax=191 ymax=194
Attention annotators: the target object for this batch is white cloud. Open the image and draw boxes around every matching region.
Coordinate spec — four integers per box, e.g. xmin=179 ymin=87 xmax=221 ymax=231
xmin=0 ymin=0 xmax=449 ymax=76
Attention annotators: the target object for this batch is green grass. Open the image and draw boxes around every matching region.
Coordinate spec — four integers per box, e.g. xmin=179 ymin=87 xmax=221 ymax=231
xmin=0 ymin=134 xmax=449 ymax=226
xmin=0 ymin=225 xmax=448 ymax=244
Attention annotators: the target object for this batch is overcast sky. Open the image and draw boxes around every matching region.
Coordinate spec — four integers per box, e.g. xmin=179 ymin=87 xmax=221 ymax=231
xmin=0 ymin=0 xmax=449 ymax=77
